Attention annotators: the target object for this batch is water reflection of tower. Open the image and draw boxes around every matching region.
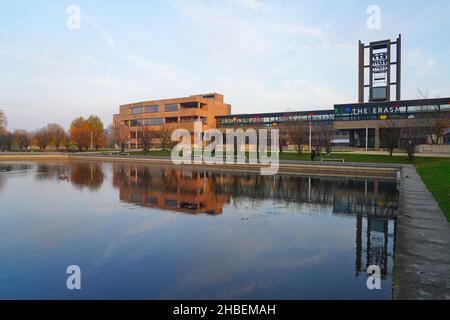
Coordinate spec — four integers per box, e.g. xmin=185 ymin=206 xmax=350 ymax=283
xmin=328 ymin=178 xmax=398 ymax=279
xmin=355 ymin=214 xmax=397 ymax=279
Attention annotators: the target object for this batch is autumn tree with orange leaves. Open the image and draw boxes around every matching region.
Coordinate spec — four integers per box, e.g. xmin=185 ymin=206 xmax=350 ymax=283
xmin=70 ymin=117 xmax=92 ymax=151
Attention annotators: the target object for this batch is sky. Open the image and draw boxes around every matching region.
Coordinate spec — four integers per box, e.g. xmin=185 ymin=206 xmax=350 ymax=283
xmin=1 ymin=0 xmax=450 ymax=130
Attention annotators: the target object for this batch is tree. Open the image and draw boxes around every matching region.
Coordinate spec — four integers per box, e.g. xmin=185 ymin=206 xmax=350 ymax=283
xmin=401 ymin=126 xmax=421 ymax=161
xmin=0 ymin=131 xmax=13 ymax=151
xmin=139 ymin=125 xmax=156 ymax=154
xmin=104 ymin=125 xmax=115 ymax=149
xmin=70 ymin=117 xmax=92 ymax=151
xmin=113 ymin=120 xmax=128 ymax=153
xmin=316 ymin=123 xmax=334 ymax=154
xmin=87 ymin=115 xmax=106 ymax=150
xmin=12 ymin=129 xmax=32 ymax=151
xmin=382 ymin=120 xmax=401 ymax=156
xmin=286 ymin=121 xmax=308 ymax=154
xmin=47 ymin=123 xmax=67 ymax=151
xmin=0 ymin=110 xmax=6 ymax=134
xmin=33 ymin=127 xmax=51 ymax=151
xmin=155 ymin=126 xmax=177 ymax=151
xmin=417 ymin=90 xmax=448 ymax=144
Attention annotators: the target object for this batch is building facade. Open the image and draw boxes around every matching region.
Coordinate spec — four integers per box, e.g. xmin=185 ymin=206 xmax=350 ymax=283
xmin=113 ymin=93 xmax=231 ymax=148
xmin=216 ymin=97 xmax=450 ymax=150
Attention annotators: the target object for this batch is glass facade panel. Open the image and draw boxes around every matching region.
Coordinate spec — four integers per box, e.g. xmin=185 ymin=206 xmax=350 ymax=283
xmin=146 ymin=105 xmax=158 ymax=113
xmin=131 ymin=118 xmax=164 ymax=126
xmin=165 ymin=103 xmax=178 ymax=112
xmin=131 ymin=107 xmax=144 ymax=115
xmin=440 ymin=104 xmax=450 ymax=111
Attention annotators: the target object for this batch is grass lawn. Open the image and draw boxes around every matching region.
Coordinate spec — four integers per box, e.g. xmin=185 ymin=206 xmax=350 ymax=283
xmin=415 ymin=159 xmax=450 ymax=221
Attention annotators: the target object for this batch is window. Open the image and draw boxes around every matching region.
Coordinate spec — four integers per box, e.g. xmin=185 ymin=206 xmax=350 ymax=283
xmin=165 ymin=103 xmax=178 ymax=112
xmin=131 ymin=107 xmax=144 ymax=115
xmin=144 ymin=118 xmax=164 ymax=126
xmin=440 ymin=104 xmax=450 ymax=111
xmin=131 ymin=118 xmax=164 ymax=126
xmin=166 ymin=117 xmax=178 ymax=123
xmin=146 ymin=105 xmax=158 ymax=113
xmin=164 ymin=199 xmax=178 ymax=207
xmin=180 ymin=116 xmax=196 ymax=123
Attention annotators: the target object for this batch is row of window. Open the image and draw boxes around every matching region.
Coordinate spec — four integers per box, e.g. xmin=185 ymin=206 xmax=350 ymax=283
xmin=217 ymin=108 xmax=449 ymax=126
xmin=131 ymin=118 xmax=164 ymax=126
xmin=218 ymin=114 xmax=334 ymax=125
xmin=129 ymin=117 xmax=206 ymax=126
xmin=131 ymin=103 xmax=179 ymax=115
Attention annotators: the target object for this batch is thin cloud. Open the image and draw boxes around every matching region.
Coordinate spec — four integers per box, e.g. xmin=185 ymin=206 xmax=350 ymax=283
xmin=91 ymin=22 xmax=118 ymax=51
xmin=266 ymin=23 xmax=327 ymax=38
xmin=228 ymin=0 xmax=272 ymax=12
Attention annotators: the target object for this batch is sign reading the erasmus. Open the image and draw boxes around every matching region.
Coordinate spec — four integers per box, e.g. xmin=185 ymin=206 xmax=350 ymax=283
xmin=336 ymin=105 xmax=401 ymax=116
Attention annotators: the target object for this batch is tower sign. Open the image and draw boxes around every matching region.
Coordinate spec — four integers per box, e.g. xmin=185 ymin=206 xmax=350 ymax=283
xmin=358 ymin=35 xmax=401 ymax=103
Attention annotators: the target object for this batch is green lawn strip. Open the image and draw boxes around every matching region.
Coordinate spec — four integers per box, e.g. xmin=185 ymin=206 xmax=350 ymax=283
xmin=415 ymin=160 xmax=450 ymax=221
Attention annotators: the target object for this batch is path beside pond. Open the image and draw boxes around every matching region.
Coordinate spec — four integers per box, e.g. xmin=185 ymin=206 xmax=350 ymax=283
xmin=394 ymin=165 xmax=450 ymax=300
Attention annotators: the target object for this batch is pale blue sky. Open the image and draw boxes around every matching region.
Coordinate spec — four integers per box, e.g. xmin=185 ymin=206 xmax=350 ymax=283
xmin=1 ymin=0 xmax=450 ymax=130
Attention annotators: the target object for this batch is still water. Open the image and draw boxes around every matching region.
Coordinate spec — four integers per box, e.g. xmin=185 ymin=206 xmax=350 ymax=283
xmin=0 ymin=161 xmax=399 ymax=299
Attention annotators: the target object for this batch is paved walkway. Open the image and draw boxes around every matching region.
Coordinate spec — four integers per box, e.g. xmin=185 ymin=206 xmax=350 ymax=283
xmin=394 ymin=165 xmax=450 ymax=300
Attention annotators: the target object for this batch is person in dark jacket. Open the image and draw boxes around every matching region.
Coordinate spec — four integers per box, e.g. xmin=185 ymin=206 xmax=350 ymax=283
xmin=311 ymin=147 xmax=316 ymax=161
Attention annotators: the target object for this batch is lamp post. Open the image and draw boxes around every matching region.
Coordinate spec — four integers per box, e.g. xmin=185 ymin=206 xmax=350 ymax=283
xmin=309 ymin=121 xmax=312 ymax=151
xmin=365 ymin=126 xmax=368 ymax=151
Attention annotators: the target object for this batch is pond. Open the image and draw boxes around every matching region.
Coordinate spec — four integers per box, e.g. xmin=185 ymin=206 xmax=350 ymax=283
xmin=0 ymin=161 xmax=399 ymax=299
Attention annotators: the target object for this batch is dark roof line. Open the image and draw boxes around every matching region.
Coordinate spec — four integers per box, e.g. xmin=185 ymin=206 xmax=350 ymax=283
xmin=217 ymin=97 xmax=450 ymax=118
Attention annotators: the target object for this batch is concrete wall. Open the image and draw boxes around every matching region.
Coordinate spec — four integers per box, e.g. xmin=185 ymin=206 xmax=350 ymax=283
xmin=417 ymin=144 xmax=450 ymax=154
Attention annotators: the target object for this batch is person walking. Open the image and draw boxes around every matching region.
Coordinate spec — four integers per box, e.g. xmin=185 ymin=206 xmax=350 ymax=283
xmin=311 ymin=147 xmax=316 ymax=161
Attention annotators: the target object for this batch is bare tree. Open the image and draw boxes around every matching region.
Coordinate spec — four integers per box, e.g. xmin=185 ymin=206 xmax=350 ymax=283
xmin=104 ymin=125 xmax=114 ymax=148
xmin=139 ymin=125 xmax=156 ymax=154
xmin=382 ymin=120 xmax=401 ymax=156
xmin=401 ymin=126 xmax=421 ymax=161
xmin=12 ymin=129 xmax=32 ymax=151
xmin=417 ymin=90 xmax=448 ymax=144
xmin=286 ymin=121 xmax=308 ymax=154
xmin=316 ymin=123 xmax=335 ymax=154
xmin=47 ymin=123 xmax=67 ymax=151
xmin=0 ymin=110 xmax=6 ymax=134
xmin=113 ymin=121 xmax=128 ymax=153
xmin=0 ymin=131 xmax=13 ymax=151
xmin=155 ymin=126 xmax=177 ymax=151
xmin=33 ymin=127 xmax=51 ymax=151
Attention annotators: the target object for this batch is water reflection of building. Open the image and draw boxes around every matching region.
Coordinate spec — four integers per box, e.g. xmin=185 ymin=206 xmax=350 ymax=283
xmin=112 ymin=164 xmax=398 ymax=280
xmin=112 ymin=164 xmax=229 ymax=215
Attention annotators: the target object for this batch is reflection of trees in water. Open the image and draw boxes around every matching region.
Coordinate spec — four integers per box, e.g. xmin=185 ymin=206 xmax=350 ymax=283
xmin=0 ymin=164 xmax=33 ymax=191
xmin=35 ymin=163 xmax=68 ymax=181
xmin=70 ymin=162 xmax=104 ymax=191
xmin=0 ymin=174 xmax=5 ymax=191
xmin=111 ymin=164 xmax=399 ymax=216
